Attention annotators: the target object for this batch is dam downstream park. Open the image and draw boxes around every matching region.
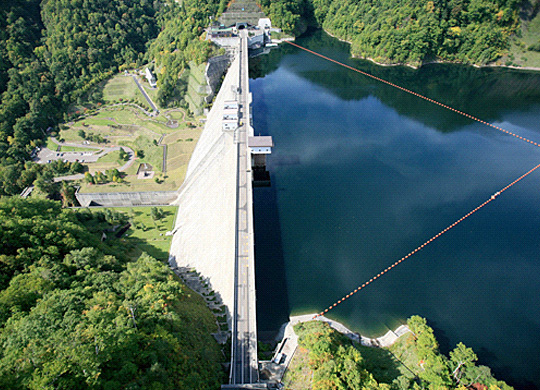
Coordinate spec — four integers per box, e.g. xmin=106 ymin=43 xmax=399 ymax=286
xmin=170 ymin=28 xmax=540 ymax=389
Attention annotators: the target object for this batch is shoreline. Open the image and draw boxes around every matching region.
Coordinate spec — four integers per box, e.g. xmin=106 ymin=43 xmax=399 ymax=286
xmin=260 ymin=314 xmax=411 ymax=384
xmin=321 ymin=28 xmax=540 ymax=73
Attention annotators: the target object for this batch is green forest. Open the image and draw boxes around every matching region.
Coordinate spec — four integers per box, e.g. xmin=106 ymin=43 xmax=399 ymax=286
xmin=287 ymin=317 xmax=513 ymax=390
xmin=0 ymin=198 xmax=224 ymax=389
xmin=0 ymin=0 xmax=220 ymax=197
xmin=260 ymin=0 xmax=524 ymax=65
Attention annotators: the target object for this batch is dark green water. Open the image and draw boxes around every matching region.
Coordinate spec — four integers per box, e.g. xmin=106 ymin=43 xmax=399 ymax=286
xmin=251 ymin=30 xmax=540 ymax=389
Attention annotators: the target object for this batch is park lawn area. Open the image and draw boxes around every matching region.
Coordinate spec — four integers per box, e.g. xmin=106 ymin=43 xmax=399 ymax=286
xmin=162 ymin=126 xmax=199 ymax=144
xmin=121 ymin=206 xmax=176 ymax=261
xmin=59 ymin=145 xmax=100 ymax=152
xmin=46 ymin=138 xmax=59 ymax=151
xmin=119 ymin=135 xmax=163 ymax=171
xmin=84 ymin=150 xmax=126 ymax=172
xmin=82 ymin=206 xmax=177 ymax=261
xmin=101 ymin=74 xmax=148 ymax=107
xmin=71 ymin=107 xmax=173 ymax=135
xmin=79 ymin=174 xmax=181 ymax=193
xmin=166 ymin=132 xmax=200 ymax=181
xmin=60 ymin=73 xmax=204 ymax=193
xmin=165 ymin=109 xmax=189 ymax=121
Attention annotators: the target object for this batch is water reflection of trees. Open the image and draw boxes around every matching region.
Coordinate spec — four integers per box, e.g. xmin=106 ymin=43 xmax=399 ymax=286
xmin=250 ymin=30 xmax=540 ymax=133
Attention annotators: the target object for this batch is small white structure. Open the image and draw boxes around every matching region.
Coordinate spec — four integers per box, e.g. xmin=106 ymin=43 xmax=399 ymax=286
xmin=248 ymin=136 xmax=273 ymax=169
xmin=145 ymin=67 xmax=157 ymax=88
xmin=224 ymin=100 xmax=239 ymax=110
xmin=223 ymin=108 xmax=238 ymax=121
xmin=222 ymin=119 xmax=238 ymax=131
xmin=258 ymin=18 xmax=272 ymax=31
xmin=248 ymin=136 xmax=273 ymax=154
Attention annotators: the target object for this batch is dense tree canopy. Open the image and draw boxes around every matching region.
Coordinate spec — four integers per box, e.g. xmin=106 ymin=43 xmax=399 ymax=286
xmin=291 ymin=318 xmax=514 ymax=390
xmin=0 ymin=198 xmax=224 ymax=389
xmin=261 ymin=0 xmax=521 ymax=66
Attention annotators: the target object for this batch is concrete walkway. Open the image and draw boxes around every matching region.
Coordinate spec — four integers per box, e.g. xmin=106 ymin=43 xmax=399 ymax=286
xmin=131 ymin=74 xmax=158 ymax=113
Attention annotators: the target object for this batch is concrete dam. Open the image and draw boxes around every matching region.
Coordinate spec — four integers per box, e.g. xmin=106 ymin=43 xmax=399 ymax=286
xmin=169 ymin=31 xmax=270 ymax=389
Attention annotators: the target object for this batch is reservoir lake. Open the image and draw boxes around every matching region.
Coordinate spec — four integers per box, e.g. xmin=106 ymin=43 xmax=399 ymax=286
xmin=250 ymin=30 xmax=540 ymax=389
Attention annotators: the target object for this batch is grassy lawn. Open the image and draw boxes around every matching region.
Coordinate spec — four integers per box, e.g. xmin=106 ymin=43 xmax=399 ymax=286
xmin=72 ymin=123 xmax=200 ymax=193
xmin=81 ymin=206 xmax=177 ymax=261
xmin=46 ymin=138 xmax=59 ymax=151
xmin=101 ymin=74 xmax=149 ymax=108
xmin=165 ymin=109 xmax=189 ymax=121
xmin=57 ymin=69 xmax=204 ymax=193
xmin=62 ymin=145 xmax=99 ymax=152
xmin=282 ymin=346 xmax=313 ymax=390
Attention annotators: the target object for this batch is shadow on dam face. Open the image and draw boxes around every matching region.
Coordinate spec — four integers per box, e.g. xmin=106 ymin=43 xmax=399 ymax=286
xmin=253 ymin=176 xmax=290 ymax=342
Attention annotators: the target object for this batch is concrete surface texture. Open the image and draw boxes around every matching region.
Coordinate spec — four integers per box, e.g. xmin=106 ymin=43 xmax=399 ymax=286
xmin=169 ymin=51 xmax=241 ymax=315
xmin=205 ymin=54 xmax=233 ymax=103
xmin=76 ymin=190 xmax=179 ymax=207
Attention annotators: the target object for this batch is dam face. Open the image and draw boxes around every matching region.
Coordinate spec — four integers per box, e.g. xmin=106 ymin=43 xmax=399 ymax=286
xmin=169 ymin=53 xmax=240 ymax=313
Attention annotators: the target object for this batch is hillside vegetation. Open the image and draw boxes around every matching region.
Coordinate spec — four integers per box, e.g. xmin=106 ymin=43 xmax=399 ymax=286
xmin=261 ymin=0 xmax=523 ymax=66
xmin=0 ymin=0 xmax=220 ymax=197
xmin=0 ymin=198 xmax=224 ymax=389
xmin=284 ymin=318 xmax=513 ymax=390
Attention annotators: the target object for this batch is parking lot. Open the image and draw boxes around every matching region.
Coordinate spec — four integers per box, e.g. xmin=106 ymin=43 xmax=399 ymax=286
xmin=35 ymin=147 xmax=100 ymax=164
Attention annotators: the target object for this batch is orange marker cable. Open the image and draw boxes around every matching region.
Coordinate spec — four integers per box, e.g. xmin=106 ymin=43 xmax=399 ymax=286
xmin=313 ymin=162 xmax=540 ymax=319
xmin=285 ymin=41 xmax=540 ymax=149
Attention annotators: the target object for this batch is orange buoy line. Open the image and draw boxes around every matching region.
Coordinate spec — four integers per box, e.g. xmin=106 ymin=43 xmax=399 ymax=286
xmin=313 ymin=162 xmax=540 ymax=319
xmin=284 ymin=41 xmax=540 ymax=149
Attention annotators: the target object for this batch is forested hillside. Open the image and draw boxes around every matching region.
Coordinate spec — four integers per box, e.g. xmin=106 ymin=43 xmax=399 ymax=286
xmin=285 ymin=318 xmax=513 ymax=390
xmin=148 ymin=0 xmax=225 ymax=107
xmin=261 ymin=0 xmax=522 ymax=66
xmin=0 ymin=0 xmax=220 ymax=197
xmin=0 ymin=198 xmax=224 ymax=389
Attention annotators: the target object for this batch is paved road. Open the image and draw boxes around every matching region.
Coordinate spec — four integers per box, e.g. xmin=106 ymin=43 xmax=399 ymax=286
xmin=132 ymin=75 xmax=158 ymax=113
xmin=230 ymin=30 xmax=259 ymax=386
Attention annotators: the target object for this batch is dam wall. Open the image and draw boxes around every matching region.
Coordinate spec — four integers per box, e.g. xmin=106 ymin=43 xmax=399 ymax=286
xmin=75 ymin=189 xmax=178 ymax=207
xmin=169 ymin=52 xmax=240 ymax=314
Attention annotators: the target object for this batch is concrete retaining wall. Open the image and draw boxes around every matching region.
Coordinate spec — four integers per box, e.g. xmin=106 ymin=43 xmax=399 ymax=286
xmin=205 ymin=54 xmax=233 ymax=104
xmin=76 ymin=190 xmax=178 ymax=207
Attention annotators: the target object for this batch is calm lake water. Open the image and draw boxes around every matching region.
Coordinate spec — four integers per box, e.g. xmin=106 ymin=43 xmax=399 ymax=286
xmin=250 ymin=30 xmax=540 ymax=389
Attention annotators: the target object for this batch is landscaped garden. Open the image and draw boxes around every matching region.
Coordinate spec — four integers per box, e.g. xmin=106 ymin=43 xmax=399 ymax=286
xmin=52 ymin=69 xmax=205 ymax=193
